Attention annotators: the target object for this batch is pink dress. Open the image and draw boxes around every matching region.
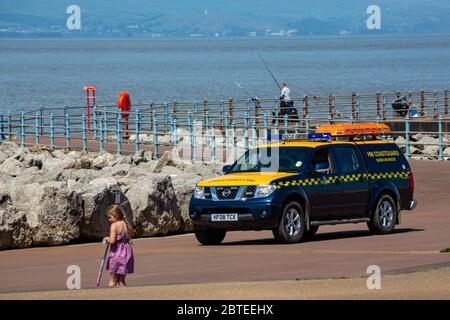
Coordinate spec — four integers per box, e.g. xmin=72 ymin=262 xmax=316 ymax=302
xmin=106 ymin=234 xmax=134 ymax=275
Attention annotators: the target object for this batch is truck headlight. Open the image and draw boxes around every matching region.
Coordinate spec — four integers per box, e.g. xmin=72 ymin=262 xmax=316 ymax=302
xmin=254 ymin=184 xmax=277 ymax=198
xmin=194 ymin=186 xmax=206 ymax=199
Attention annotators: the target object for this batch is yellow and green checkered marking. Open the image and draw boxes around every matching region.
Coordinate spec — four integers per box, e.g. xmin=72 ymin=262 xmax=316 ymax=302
xmin=276 ymin=171 xmax=410 ymax=188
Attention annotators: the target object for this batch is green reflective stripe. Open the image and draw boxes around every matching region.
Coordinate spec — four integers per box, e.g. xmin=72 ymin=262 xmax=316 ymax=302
xmin=276 ymin=171 xmax=410 ymax=188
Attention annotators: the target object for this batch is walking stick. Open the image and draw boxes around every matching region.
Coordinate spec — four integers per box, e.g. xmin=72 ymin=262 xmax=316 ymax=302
xmin=96 ymin=241 xmax=110 ymax=287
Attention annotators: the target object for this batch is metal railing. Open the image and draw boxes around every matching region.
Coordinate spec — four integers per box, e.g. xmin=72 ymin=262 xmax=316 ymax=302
xmin=1 ymin=89 xmax=449 ymax=161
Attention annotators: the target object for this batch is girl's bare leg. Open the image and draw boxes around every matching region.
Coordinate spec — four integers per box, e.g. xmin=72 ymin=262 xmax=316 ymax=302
xmin=118 ymin=275 xmax=127 ymax=286
xmin=108 ymin=273 xmax=118 ymax=287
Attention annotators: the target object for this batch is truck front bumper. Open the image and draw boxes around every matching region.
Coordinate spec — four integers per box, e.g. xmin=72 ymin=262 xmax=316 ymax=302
xmin=189 ymin=197 xmax=282 ymax=231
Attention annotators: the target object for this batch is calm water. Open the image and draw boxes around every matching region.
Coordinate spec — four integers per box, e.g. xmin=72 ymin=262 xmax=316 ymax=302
xmin=0 ymin=34 xmax=449 ymax=112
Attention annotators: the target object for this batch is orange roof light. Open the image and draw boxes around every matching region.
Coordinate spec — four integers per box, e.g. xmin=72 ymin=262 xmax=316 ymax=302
xmin=316 ymin=123 xmax=391 ymax=136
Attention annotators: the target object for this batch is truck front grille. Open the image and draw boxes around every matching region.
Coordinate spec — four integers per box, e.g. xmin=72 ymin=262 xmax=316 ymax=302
xmin=216 ymin=186 xmax=239 ymax=200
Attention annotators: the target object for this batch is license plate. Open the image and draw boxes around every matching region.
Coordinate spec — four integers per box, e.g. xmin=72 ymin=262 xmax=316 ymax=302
xmin=211 ymin=213 xmax=238 ymax=221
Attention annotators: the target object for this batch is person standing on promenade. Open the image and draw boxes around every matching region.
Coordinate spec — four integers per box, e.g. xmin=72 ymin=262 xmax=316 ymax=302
xmin=103 ymin=205 xmax=135 ymax=287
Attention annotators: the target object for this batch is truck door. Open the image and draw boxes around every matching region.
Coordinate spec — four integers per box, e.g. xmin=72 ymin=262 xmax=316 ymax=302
xmin=305 ymin=146 xmax=343 ymax=220
xmin=331 ymin=144 xmax=370 ymax=218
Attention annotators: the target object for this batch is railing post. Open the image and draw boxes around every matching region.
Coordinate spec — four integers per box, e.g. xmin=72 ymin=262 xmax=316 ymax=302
xmin=224 ymin=111 xmax=229 ymax=149
xmin=351 ymin=92 xmax=356 ymax=120
xmin=376 ymin=92 xmax=381 ymax=119
xmin=82 ymin=114 xmax=87 ymax=152
xmin=188 ymin=112 xmax=193 ymax=161
xmin=254 ymin=99 xmax=259 ymax=129
xmin=244 ymin=112 xmax=249 ymax=151
xmin=0 ymin=113 xmax=4 ymax=141
xmin=135 ymin=108 xmax=141 ymax=154
xmin=303 ymin=95 xmax=308 ymax=123
xmin=355 ymin=94 xmax=360 ymax=122
xmin=284 ymin=113 xmax=289 ymax=133
xmin=205 ymin=110 xmax=210 ymax=147
xmin=407 ymin=92 xmax=413 ymax=119
xmin=382 ymin=93 xmax=387 ymax=120
xmin=228 ymin=98 xmax=233 ymax=124
xmin=20 ymin=112 xmax=25 ymax=147
xmin=433 ymin=90 xmax=438 ymax=119
xmin=405 ymin=115 xmax=410 ymax=160
xmin=152 ymin=112 xmax=158 ymax=159
xmin=420 ymin=90 xmax=425 ymax=116
xmin=39 ymin=106 xmax=44 ymax=135
xmin=116 ymin=111 xmax=121 ymax=155
xmin=93 ymin=106 xmax=97 ymax=139
xmin=7 ymin=112 xmax=11 ymax=141
xmin=64 ymin=106 xmax=68 ymax=136
xmin=50 ymin=113 xmax=55 ymax=150
xmin=328 ymin=94 xmax=334 ymax=123
xmin=99 ymin=116 xmax=104 ymax=153
xmin=173 ymin=118 xmax=178 ymax=148
xmin=438 ymin=116 xmax=443 ymax=160
xmin=172 ymin=100 xmax=177 ymax=119
xmin=252 ymin=119 xmax=257 ymax=147
xmin=305 ymin=114 xmax=310 ymax=131
xmin=203 ymin=99 xmax=208 ymax=127
xmin=163 ymin=102 xmax=169 ymax=133
xmin=211 ymin=123 xmax=216 ymax=162
xmin=35 ymin=112 xmax=40 ymax=145
xmin=192 ymin=115 xmax=197 ymax=161
xmin=231 ymin=119 xmax=236 ymax=162
xmin=65 ymin=112 xmax=70 ymax=149
xmin=445 ymin=89 xmax=449 ymax=115
xmin=103 ymin=107 xmax=108 ymax=143
xmin=263 ymin=112 xmax=268 ymax=144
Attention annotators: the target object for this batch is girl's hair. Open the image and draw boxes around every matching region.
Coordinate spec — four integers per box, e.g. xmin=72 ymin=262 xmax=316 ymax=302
xmin=106 ymin=204 xmax=135 ymax=237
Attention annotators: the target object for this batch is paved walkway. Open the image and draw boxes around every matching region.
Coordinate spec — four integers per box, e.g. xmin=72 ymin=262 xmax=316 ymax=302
xmin=0 ymin=160 xmax=449 ymax=294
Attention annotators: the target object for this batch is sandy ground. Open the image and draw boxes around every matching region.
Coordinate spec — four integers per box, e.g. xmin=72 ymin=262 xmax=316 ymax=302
xmin=1 ymin=267 xmax=449 ymax=300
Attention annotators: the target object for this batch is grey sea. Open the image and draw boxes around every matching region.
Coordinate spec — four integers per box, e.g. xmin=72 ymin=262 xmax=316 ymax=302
xmin=0 ymin=34 xmax=449 ymax=112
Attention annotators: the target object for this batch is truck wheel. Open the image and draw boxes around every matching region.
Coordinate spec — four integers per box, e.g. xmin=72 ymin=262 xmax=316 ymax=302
xmin=304 ymin=225 xmax=319 ymax=239
xmin=368 ymin=194 xmax=397 ymax=235
xmin=194 ymin=229 xmax=226 ymax=245
xmin=272 ymin=202 xmax=305 ymax=243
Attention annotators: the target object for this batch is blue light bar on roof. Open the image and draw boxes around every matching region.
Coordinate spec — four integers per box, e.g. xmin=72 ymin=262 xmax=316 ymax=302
xmin=308 ymin=132 xmax=332 ymax=140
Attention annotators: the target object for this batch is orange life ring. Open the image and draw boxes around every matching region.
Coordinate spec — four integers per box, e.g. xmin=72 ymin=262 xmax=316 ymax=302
xmin=118 ymin=92 xmax=131 ymax=117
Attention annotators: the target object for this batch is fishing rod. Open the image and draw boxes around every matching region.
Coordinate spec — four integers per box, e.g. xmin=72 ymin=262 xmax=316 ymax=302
xmin=256 ymin=52 xmax=282 ymax=90
xmin=257 ymin=52 xmax=318 ymax=99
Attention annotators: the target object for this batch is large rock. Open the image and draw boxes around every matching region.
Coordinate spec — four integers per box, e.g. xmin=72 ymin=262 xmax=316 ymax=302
xmin=125 ymin=174 xmax=181 ymax=237
xmin=422 ymin=145 xmax=439 ymax=156
xmin=395 ymin=136 xmax=406 ymax=145
xmin=416 ymin=136 xmax=438 ymax=151
xmin=79 ymin=179 xmax=132 ymax=240
xmin=171 ymin=173 xmax=205 ymax=232
xmin=0 ymin=142 xmax=20 ymax=156
xmin=0 ymin=193 xmax=32 ymax=249
xmin=111 ymin=163 xmax=130 ymax=176
xmin=444 ymin=147 xmax=450 ymax=157
xmin=9 ymin=181 xmax=82 ymax=246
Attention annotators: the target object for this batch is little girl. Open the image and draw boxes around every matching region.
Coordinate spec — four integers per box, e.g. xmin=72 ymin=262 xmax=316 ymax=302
xmin=103 ymin=204 xmax=135 ymax=287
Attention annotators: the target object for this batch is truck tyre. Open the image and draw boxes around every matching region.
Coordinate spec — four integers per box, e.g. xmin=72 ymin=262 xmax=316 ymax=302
xmin=304 ymin=225 xmax=319 ymax=239
xmin=194 ymin=229 xmax=226 ymax=245
xmin=272 ymin=201 xmax=305 ymax=243
xmin=368 ymin=194 xmax=397 ymax=235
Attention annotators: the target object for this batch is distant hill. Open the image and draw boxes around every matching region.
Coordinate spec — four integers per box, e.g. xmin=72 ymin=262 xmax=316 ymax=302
xmin=1 ymin=0 xmax=449 ymax=37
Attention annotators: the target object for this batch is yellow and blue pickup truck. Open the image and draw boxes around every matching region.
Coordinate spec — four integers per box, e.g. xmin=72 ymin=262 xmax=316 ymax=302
xmin=189 ymin=123 xmax=417 ymax=245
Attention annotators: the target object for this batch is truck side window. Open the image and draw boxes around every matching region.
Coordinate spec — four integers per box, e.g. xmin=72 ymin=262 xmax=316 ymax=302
xmin=311 ymin=148 xmax=333 ymax=174
xmin=334 ymin=146 xmax=360 ymax=174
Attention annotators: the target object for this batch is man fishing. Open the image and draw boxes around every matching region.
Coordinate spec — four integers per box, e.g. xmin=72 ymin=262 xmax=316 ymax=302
xmin=278 ymin=82 xmax=299 ymax=122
